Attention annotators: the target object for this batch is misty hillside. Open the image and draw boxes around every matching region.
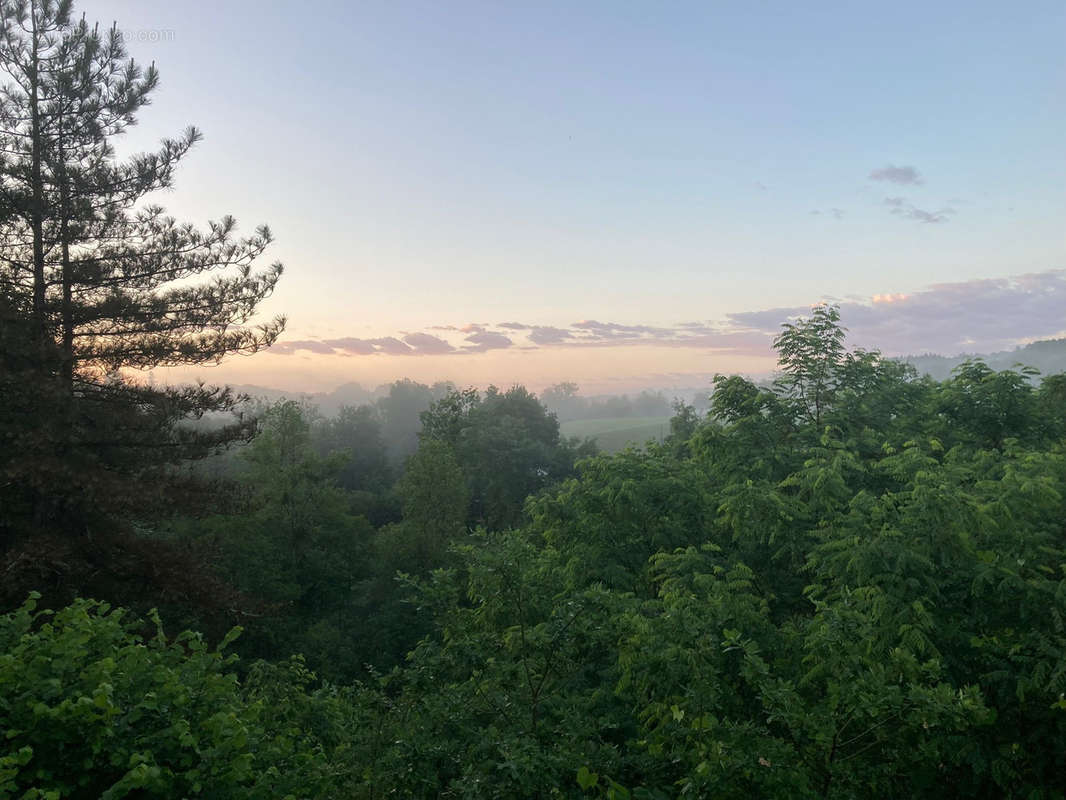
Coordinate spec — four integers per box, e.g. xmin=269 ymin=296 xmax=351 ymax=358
xmin=900 ymin=337 xmax=1066 ymax=381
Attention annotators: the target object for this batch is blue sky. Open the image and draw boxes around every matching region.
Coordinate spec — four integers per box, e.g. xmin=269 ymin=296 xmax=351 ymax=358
xmin=87 ymin=0 xmax=1065 ymax=391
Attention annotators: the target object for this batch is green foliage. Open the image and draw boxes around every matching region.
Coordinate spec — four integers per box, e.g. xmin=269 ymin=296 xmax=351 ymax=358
xmin=387 ymin=439 xmax=469 ymax=571
xmin=8 ymin=299 xmax=1066 ymax=797
xmin=421 ymin=385 xmax=594 ymax=530
xmin=346 ymin=531 xmax=634 ymax=798
xmin=528 ymin=448 xmax=707 ymax=592
xmin=0 ymin=595 xmax=340 ymax=798
xmin=336 ymin=306 xmax=1066 ymax=797
xmin=2 ymin=4 xmax=1064 ymax=795
xmin=173 ymin=401 xmax=375 ymax=680
xmin=936 ymin=358 xmax=1040 ymax=449
xmin=314 ymin=404 xmax=391 ymax=495
xmin=773 ymin=303 xmax=847 ymax=427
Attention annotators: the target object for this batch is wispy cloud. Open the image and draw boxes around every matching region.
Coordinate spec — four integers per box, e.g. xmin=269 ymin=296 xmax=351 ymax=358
xmin=869 ymin=164 xmax=924 ymax=185
xmin=369 ymin=336 xmax=413 ymax=356
xmin=270 ymin=269 xmax=1066 ymax=361
xmin=528 ymin=326 xmax=574 ymax=345
xmin=403 ymin=332 xmax=456 ymax=354
xmin=883 ymin=196 xmax=955 ymax=224
xmin=329 ymin=337 xmax=378 ymax=355
xmin=272 ymin=333 xmax=452 ymax=357
xmin=572 ymin=320 xmax=674 ymax=339
xmin=463 ymin=331 xmax=514 ymax=352
xmin=270 ymin=339 xmax=337 ymax=355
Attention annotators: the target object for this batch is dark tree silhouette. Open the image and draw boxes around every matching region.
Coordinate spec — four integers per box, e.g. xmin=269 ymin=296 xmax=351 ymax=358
xmin=0 ymin=1 xmax=284 ymax=541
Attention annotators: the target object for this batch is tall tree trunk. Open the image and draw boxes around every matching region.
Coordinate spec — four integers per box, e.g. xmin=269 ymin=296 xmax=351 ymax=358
xmin=27 ymin=1 xmax=52 ymax=531
xmin=58 ymin=137 xmax=74 ymax=394
xmin=28 ymin=4 xmax=47 ymax=363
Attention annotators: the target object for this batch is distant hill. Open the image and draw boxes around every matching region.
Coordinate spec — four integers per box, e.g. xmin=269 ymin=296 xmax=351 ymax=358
xmin=900 ymin=337 xmax=1066 ymax=381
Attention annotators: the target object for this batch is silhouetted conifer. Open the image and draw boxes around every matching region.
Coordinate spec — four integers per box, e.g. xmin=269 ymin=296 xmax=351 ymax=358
xmin=0 ymin=2 xmax=283 ymax=553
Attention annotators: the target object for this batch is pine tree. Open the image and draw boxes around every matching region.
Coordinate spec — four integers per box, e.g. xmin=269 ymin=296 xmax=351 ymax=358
xmin=0 ymin=1 xmax=284 ymax=539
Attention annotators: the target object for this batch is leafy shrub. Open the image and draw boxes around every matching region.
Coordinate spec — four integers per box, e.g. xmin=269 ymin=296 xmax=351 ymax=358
xmin=0 ymin=594 xmax=333 ymax=799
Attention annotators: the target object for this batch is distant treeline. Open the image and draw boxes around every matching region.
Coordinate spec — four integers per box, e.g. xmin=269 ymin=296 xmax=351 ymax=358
xmin=539 ymin=382 xmax=693 ymax=421
xmin=235 ymin=378 xmax=702 ymax=426
xmin=236 ymin=335 xmax=1066 ymax=428
xmin=901 ymin=335 xmax=1066 ymax=381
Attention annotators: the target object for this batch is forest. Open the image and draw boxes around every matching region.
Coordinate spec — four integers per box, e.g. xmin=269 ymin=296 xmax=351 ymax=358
xmin=2 ymin=2 xmax=1066 ymax=798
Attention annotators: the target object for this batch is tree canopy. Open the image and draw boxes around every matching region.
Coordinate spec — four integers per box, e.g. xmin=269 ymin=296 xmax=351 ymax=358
xmin=8 ymin=302 xmax=1065 ymax=797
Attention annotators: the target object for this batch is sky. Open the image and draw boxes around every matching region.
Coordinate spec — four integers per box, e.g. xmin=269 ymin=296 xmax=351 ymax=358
xmin=84 ymin=0 xmax=1065 ymax=393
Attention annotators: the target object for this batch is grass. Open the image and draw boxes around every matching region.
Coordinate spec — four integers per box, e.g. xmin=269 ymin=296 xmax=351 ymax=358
xmin=560 ymin=416 xmax=672 ymax=454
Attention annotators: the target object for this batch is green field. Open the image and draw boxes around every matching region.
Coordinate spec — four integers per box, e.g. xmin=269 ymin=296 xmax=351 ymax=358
xmin=560 ymin=416 xmax=672 ymax=453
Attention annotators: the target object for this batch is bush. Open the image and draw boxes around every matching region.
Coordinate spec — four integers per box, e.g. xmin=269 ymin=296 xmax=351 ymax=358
xmin=0 ymin=594 xmax=332 ymax=799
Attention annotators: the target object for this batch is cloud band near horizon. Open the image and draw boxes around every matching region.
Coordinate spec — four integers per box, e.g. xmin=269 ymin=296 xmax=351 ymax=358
xmin=271 ymin=268 xmax=1066 ymax=361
